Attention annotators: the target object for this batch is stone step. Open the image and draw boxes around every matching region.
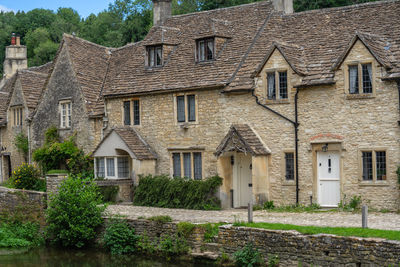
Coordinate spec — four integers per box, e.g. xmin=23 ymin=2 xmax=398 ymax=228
xmin=203 ymin=242 xmax=221 ymax=253
xmin=191 ymin=251 xmax=220 ymax=261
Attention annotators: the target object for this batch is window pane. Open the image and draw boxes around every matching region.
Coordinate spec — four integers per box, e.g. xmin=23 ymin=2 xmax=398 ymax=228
xmin=376 ymin=151 xmax=386 ymax=180
xmin=118 ymin=157 xmax=129 ymax=178
xmin=362 ymin=64 xmax=372 ymax=94
xmin=61 ymin=104 xmax=66 ymax=127
xmin=285 ymin=152 xmax=294 ymax=180
xmin=206 ymin=39 xmax=214 ymax=60
xmin=183 ymin=153 xmax=191 ymax=178
xmin=123 ymin=101 xmax=131 ymax=125
xmin=177 ymin=96 xmax=185 ymax=122
xmin=187 ymin=95 xmax=196 ymax=122
xmin=133 ymin=100 xmax=140 ymax=125
xmin=20 ymin=108 xmax=23 ymax=126
xmin=279 ymin=71 xmax=288 ymax=99
xmin=156 ymin=47 xmax=162 ymax=66
xmin=349 ymin=65 xmax=359 ymax=94
xmin=267 ymin=73 xmax=276 ymax=100
xmin=199 ymin=41 xmax=205 ymax=61
xmin=362 ymin=152 xmax=372 ymax=180
xmin=173 ymin=153 xmax=181 ymax=177
xmin=67 ymin=103 xmax=71 ymax=127
xmin=106 ymin=158 xmax=115 ymax=177
xmin=193 ymin=152 xmax=202 ymax=180
xmin=149 ymin=47 xmax=155 ymax=66
xmin=96 ymin=158 xmax=105 ymax=177
xmin=13 ymin=109 xmax=16 ymax=125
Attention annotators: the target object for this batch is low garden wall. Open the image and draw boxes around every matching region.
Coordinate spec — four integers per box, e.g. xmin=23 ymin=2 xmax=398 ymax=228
xmin=0 ymin=186 xmax=47 ymax=225
xmin=109 ymin=218 xmax=400 ymax=266
xmin=96 ymin=179 xmax=133 ymax=202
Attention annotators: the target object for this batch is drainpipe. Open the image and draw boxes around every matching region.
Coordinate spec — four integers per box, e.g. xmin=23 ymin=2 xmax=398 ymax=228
xmin=398 ymin=80 xmax=400 ymax=112
xmin=251 ymin=90 xmax=300 ymax=205
xmin=27 ymin=120 xmax=32 ymax=164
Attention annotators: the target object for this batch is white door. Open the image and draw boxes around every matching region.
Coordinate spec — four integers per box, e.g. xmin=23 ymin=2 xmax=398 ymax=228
xmin=317 ymin=151 xmax=340 ymax=207
xmin=233 ymin=153 xmax=252 ymax=208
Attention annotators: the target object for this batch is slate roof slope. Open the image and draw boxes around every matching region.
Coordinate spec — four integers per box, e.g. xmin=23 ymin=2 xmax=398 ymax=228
xmin=62 ymin=34 xmax=112 ymax=116
xmin=226 ymin=0 xmax=400 ymax=91
xmin=215 ymin=124 xmax=271 ymax=156
xmin=0 ymin=91 xmax=10 ymax=126
xmin=102 ymin=1 xmax=274 ymax=97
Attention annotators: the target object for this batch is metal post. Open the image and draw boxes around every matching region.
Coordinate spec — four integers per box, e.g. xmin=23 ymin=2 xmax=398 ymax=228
xmin=248 ymin=183 xmax=253 ymax=223
xmin=362 ymin=205 xmax=368 ymax=228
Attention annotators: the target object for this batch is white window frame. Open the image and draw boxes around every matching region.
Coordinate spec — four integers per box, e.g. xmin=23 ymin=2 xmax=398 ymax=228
xmin=59 ymin=100 xmax=72 ymax=129
xmin=95 ymin=156 xmax=130 ymax=179
xmin=170 ymin=151 xmax=203 ymax=180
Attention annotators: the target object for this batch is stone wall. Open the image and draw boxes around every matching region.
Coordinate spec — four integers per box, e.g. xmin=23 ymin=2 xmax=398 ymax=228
xmin=0 ymin=186 xmax=46 ymax=225
xmin=46 ymin=174 xmax=68 ymax=196
xmin=96 ymin=179 xmax=133 ymax=202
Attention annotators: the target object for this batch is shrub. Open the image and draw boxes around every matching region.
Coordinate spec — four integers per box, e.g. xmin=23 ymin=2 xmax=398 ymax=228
xmin=103 ymin=219 xmax=139 ymax=255
xmin=133 ymin=175 xmax=223 ymax=210
xmin=9 ymin=163 xmax=45 ymax=191
xmin=263 ymin=201 xmax=275 ymax=210
xmin=202 ymin=222 xmax=225 ymax=243
xmin=157 ymin=234 xmax=189 ymax=259
xmin=233 ymin=243 xmax=264 ymax=267
xmin=0 ymin=222 xmax=44 ymax=248
xmin=99 ymin=185 xmax=119 ymax=203
xmin=46 ymin=177 xmax=105 ymax=248
xmin=339 ymin=194 xmax=362 ymax=211
xmin=147 ymin=215 xmax=172 ymax=223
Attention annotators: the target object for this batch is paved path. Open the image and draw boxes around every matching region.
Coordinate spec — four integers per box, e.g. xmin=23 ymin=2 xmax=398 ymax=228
xmin=106 ymin=205 xmax=400 ymax=231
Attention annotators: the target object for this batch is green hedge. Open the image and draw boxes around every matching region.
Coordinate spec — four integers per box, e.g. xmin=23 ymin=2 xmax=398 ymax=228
xmin=133 ymin=175 xmax=222 ymax=210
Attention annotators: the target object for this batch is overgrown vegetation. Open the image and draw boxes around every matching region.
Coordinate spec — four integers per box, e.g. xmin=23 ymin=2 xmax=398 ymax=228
xmin=98 ymin=185 xmax=119 ymax=203
xmin=136 ymin=232 xmax=190 ymax=259
xmin=233 ymin=222 xmax=400 ymax=241
xmin=133 ymin=175 xmax=222 ymax=210
xmin=201 ymin=222 xmax=226 ymax=243
xmin=177 ymin=222 xmax=196 ymax=239
xmin=46 ymin=177 xmax=105 ymax=248
xmin=338 ymin=195 xmax=362 ymax=211
xmin=397 ymin=166 xmax=400 ymax=185
xmin=147 ymin=215 xmax=172 ymax=223
xmin=103 ymin=218 xmax=139 ymax=255
xmin=233 ymin=242 xmax=264 ymax=267
xmin=7 ymin=163 xmax=45 ymax=191
xmin=33 ymin=127 xmax=93 ymax=177
xmin=0 ymin=0 xmax=379 ymax=78
xmin=14 ymin=132 xmax=29 ymax=161
xmin=0 ymin=222 xmax=44 ymax=248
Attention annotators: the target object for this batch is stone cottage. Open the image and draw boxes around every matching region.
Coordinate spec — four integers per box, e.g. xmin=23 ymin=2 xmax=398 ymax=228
xmin=1 ymin=0 xmax=400 ymax=210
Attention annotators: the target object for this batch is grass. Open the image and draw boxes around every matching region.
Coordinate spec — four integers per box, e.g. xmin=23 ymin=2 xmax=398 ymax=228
xmin=147 ymin=215 xmax=173 ymax=223
xmin=233 ymin=222 xmax=400 ymax=241
xmin=46 ymin=169 xmax=69 ymax=175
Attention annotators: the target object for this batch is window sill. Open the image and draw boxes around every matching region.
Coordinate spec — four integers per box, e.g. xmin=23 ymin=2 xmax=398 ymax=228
xmin=346 ymin=94 xmax=375 ymax=100
xmin=265 ymin=99 xmax=290 ymax=105
xmin=59 ymin=127 xmax=71 ymax=131
xmin=177 ymin=121 xmax=198 ymax=128
xmin=359 ymin=181 xmax=389 ymax=187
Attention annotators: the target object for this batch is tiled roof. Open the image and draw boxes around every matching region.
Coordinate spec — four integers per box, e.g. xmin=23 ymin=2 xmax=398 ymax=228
xmin=102 ymin=1 xmax=274 ymax=96
xmin=226 ymin=0 xmax=400 ymax=91
xmin=215 ymin=124 xmax=270 ymax=156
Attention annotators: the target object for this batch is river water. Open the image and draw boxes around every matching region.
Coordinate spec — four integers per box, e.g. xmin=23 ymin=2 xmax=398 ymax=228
xmin=0 ymin=247 xmax=212 ymax=267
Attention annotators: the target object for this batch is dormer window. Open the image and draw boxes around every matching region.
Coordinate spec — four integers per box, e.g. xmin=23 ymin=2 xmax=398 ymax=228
xmin=348 ymin=63 xmax=372 ymax=94
xmin=197 ymin=38 xmax=214 ymax=62
xmin=147 ymin=45 xmax=162 ymax=67
xmin=267 ymin=70 xmax=288 ymax=100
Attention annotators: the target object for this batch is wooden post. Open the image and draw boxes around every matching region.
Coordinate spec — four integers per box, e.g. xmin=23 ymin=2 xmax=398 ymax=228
xmin=362 ymin=205 xmax=368 ymax=228
xmin=248 ymin=183 xmax=253 ymax=223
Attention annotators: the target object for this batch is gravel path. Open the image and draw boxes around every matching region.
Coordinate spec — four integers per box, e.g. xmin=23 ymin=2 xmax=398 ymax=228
xmin=106 ymin=205 xmax=400 ymax=231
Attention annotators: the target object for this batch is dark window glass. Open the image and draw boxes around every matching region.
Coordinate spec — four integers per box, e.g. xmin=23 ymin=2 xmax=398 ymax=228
xmin=20 ymin=108 xmax=22 ymax=126
xmin=197 ymin=38 xmax=214 ymax=61
xmin=193 ymin=152 xmax=202 ymax=180
xmin=147 ymin=46 xmax=162 ymax=67
xmin=183 ymin=153 xmax=191 ymax=178
xmin=279 ymin=71 xmax=288 ymax=99
xmin=187 ymin=95 xmax=196 ymax=122
xmin=362 ymin=152 xmax=373 ymax=181
xmin=267 ymin=72 xmax=276 ymax=100
xmin=133 ymin=100 xmax=140 ymax=125
xmin=376 ymin=151 xmax=386 ymax=180
xmin=177 ymin=96 xmax=185 ymax=122
xmin=285 ymin=152 xmax=294 ymax=180
xmin=349 ymin=65 xmax=359 ymax=94
xmin=173 ymin=153 xmax=181 ymax=177
xmin=117 ymin=157 xmax=129 ymax=178
xmin=123 ymin=101 xmax=131 ymax=125
xmin=362 ymin=64 xmax=372 ymax=94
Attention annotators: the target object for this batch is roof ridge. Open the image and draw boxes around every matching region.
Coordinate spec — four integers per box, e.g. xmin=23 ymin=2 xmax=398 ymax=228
xmin=18 ymin=69 xmax=49 ymax=76
xmin=63 ymin=33 xmax=114 ymax=50
xmin=111 ymin=41 xmax=142 ymax=52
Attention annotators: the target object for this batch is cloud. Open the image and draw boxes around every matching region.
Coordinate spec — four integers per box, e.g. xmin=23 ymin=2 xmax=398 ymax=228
xmin=0 ymin=5 xmax=14 ymax=13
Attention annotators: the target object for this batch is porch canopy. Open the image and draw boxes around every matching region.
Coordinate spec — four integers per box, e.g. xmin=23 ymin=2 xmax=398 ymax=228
xmin=215 ymin=124 xmax=270 ymax=156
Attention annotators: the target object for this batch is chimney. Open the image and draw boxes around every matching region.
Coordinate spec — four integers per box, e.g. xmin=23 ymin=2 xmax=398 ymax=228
xmin=273 ymin=0 xmax=293 ymax=14
xmin=3 ymin=33 xmax=27 ymax=80
xmin=152 ymin=0 xmax=172 ymax=26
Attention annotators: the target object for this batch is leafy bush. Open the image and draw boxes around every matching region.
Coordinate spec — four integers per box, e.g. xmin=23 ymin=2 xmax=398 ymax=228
xmin=263 ymin=201 xmax=275 ymax=210
xmin=147 ymin=215 xmax=172 ymax=223
xmin=8 ymin=163 xmax=45 ymax=191
xmin=339 ymin=194 xmax=362 ymax=211
xmin=133 ymin=175 xmax=223 ymax=210
xmin=103 ymin=219 xmax=139 ymax=255
xmin=157 ymin=234 xmax=189 ymax=259
xmin=233 ymin=243 xmax=264 ymax=267
xmin=202 ymin=222 xmax=225 ymax=243
xmin=46 ymin=177 xmax=105 ymax=248
xmin=99 ymin=185 xmax=119 ymax=203
xmin=0 ymin=222 xmax=44 ymax=248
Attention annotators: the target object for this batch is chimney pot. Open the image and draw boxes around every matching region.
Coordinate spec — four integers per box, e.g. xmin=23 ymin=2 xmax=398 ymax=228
xmin=11 ymin=33 xmax=16 ymax=45
xmin=273 ymin=0 xmax=293 ymax=14
xmin=16 ymin=36 xmax=21 ymax=46
xmin=152 ymin=0 xmax=172 ymax=26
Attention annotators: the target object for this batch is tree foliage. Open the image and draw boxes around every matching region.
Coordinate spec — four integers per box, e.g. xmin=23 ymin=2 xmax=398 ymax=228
xmin=0 ymin=0 xmax=378 ymax=77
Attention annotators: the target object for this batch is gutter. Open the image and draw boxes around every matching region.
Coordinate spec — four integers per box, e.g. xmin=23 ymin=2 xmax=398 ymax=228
xmin=251 ymin=89 xmax=300 ymax=205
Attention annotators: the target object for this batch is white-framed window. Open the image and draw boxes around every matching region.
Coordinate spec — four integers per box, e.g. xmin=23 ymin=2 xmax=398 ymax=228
xmin=266 ymin=70 xmax=288 ymax=100
xmin=196 ymin=38 xmax=215 ymax=62
xmin=123 ymin=98 xmax=140 ymax=126
xmin=171 ymin=151 xmax=202 ymax=180
xmin=59 ymin=101 xmax=72 ymax=129
xmin=361 ymin=150 xmax=386 ymax=181
xmin=175 ymin=94 xmax=196 ymax=123
xmin=11 ymin=106 xmax=23 ymax=126
xmin=95 ymin=156 xmax=130 ymax=179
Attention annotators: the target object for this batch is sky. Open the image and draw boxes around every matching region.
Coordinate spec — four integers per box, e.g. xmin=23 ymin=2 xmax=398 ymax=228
xmin=0 ymin=0 xmax=115 ymax=18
